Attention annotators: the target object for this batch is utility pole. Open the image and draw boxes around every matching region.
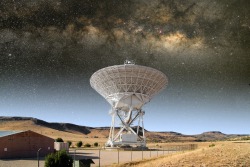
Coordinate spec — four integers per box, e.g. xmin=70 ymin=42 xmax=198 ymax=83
xmin=37 ymin=148 xmax=42 ymax=167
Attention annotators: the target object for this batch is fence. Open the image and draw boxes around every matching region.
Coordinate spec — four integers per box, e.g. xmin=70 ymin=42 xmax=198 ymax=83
xmin=69 ymin=144 xmax=197 ymax=167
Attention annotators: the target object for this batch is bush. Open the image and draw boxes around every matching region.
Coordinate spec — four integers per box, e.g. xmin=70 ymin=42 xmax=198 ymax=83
xmin=209 ymin=143 xmax=215 ymax=147
xmin=242 ymin=136 xmax=250 ymax=140
xmin=45 ymin=149 xmax=73 ymax=167
xmin=76 ymin=141 xmax=83 ymax=148
xmin=94 ymin=142 xmax=98 ymax=147
xmin=84 ymin=143 xmax=91 ymax=147
xmin=67 ymin=141 xmax=72 ymax=147
xmin=55 ymin=138 xmax=64 ymax=142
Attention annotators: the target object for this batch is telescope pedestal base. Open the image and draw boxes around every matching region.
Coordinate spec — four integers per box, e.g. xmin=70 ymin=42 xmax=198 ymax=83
xmin=106 ymin=109 xmax=146 ymax=148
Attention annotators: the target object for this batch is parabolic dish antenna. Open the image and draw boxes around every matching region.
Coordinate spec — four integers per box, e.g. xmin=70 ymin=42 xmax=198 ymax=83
xmin=90 ymin=60 xmax=168 ymax=147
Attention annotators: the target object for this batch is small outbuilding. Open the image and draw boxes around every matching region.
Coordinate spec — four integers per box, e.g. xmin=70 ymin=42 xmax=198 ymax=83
xmin=54 ymin=141 xmax=69 ymax=151
xmin=0 ymin=130 xmax=54 ymax=159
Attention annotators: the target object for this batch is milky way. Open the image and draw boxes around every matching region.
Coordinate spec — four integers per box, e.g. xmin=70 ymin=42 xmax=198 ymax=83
xmin=0 ymin=0 xmax=249 ymax=133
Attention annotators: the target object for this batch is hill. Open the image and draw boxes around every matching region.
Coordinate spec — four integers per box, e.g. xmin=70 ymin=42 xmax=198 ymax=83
xmin=114 ymin=141 xmax=250 ymax=167
xmin=0 ymin=117 xmax=246 ymax=144
xmin=0 ymin=116 xmax=93 ymax=134
xmin=0 ymin=116 xmax=110 ymax=145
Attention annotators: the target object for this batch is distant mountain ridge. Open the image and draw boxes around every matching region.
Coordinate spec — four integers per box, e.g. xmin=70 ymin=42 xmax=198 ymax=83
xmin=0 ymin=116 xmax=247 ymax=142
xmin=0 ymin=116 xmax=94 ymax=135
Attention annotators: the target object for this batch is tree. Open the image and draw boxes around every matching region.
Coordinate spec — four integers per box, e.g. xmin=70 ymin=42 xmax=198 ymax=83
xmin=55 ymin=138 xmax=64 ymax=142
xmin=45 ymin=149 xmax=73 ymax=167
xmin=76 ymin=141 xmax=83 ymax=148
xmin=84 ymin=143 xmax=91 ymax=147
xmin=67 ymin=141 xmax=72 ymax=147
xmin=93 ymin=142 xmax=98 ymax=147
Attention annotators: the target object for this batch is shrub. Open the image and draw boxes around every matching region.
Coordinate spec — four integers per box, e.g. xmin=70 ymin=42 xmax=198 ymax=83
xmin=67 ymin=141 xmax=72 ymax=147
xmin=45 ymin=153 xmax=57 ymax=167
xmin=209 ymin=143 xmax=215 ymax=147
xmin=45 ymin=149 xmax=73 ymax=167
xmin=55 ymin=138 xmax=64 ymax=142
xmin=76 ymin=141 xmax=83 ymax=148
xmin=84 ymin=143 xmax=91 ymax=147
xmin=94 ymin=142 xmax=98 ymax=147
xmin=242 ymin=136 xmax=250 ymax=140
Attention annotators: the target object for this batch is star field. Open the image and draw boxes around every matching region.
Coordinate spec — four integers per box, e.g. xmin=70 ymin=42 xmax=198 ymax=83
xmin=0 ymin=0 xmax=249 ymax=134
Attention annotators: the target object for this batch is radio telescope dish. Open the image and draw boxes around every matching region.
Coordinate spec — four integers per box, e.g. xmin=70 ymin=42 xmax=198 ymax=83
xmin=90 ymin=61 xmax=168 ymax=147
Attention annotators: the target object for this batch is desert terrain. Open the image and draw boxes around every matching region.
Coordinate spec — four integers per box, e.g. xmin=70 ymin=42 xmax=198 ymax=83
xmin=1 ymin=141 xmax=249 ymax=167
xmin=0 ymin=117 xmax=250 ymax=167
xmin=112 ymin=141 xmax=250 ymax=167
xmin=0 ymin=117 xmax=108 ymax=146
xmin=0 ymin=117 xmax=245 ymax=145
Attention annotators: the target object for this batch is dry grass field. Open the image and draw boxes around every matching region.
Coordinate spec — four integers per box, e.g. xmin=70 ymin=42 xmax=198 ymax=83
xmin=111 ymin=141 xmax=250 ymax=167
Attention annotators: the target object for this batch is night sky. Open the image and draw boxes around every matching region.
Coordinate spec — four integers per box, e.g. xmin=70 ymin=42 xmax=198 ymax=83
xmin=0 ymin=0 xmax=249 ymax=134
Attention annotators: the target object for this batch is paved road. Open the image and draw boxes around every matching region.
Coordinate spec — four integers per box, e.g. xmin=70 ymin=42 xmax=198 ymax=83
xmin=0 ymin=149 xmax=176 ymax=167
xmin=70 ymin=148 xmax=175 ymax=167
